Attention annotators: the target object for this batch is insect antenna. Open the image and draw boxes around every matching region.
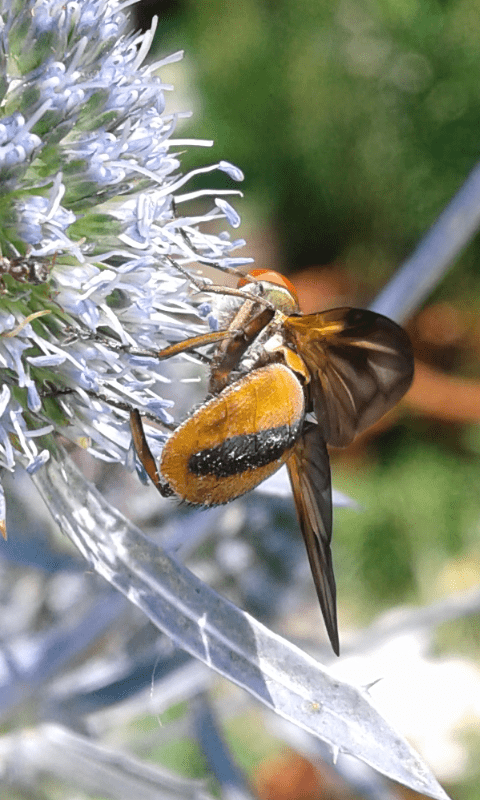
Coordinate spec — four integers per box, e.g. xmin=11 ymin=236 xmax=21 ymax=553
xmin=164 ymin=256 xmax=276 ymax=311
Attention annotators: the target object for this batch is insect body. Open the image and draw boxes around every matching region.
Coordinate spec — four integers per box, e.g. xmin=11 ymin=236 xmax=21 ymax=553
xmin=130 ymin=269 xmax=414 ymax=654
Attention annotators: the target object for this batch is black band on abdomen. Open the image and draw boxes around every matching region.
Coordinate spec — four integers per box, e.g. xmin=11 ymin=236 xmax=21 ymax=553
xmin=188 ymin=422 xmax=302 ymax=478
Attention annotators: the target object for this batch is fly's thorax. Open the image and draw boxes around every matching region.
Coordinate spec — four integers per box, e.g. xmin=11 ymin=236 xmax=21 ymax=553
xmin=225 ymin=310 xmax=287 ymax=376
xmin=232 ymin=310 xmax=310 ymax=387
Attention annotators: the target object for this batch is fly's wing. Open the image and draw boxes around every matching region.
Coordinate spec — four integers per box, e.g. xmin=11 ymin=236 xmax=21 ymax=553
xmin=286 ymin=424 xmax=339 ymax=655
xmin=285 ymin=309 xmax=414 ymax=448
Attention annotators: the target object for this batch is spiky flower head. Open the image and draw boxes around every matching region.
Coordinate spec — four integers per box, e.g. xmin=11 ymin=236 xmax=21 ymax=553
xmin=0 ymin=0 xmax=250 ymax=531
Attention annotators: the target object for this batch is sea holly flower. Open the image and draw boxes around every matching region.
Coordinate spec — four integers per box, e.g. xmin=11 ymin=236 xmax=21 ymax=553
xmin=0 ymin=0 xmax=251 ymax=531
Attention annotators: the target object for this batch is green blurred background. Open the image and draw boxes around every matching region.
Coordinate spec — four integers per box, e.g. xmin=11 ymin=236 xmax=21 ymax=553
xmin=147 ymin=0 xmax=480 ymax=291
xmin=135 ymin=1 xmax=480 ymax=795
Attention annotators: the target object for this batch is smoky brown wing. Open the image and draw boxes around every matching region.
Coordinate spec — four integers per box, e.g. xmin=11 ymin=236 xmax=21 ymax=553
xmin=286 ymin=308 xmax=414 ymax=448
xmin=286 ymin=424 xmax=339 ymax=655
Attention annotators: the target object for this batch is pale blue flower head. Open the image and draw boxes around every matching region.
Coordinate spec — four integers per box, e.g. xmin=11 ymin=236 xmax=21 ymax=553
xmin=0 ymin=0 xmax=250 ymax=527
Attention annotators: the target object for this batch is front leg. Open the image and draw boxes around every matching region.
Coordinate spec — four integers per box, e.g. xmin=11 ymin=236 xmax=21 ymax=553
xmin=130 ymin=328 xmax=238 ymax=362
xmin=209 ymin=305 xmax=275 ymax=394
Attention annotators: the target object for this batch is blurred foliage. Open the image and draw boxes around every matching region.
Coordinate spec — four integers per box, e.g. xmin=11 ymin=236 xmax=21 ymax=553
xmin=334 ymin=425 xmax=480 ymax=611
xmin=152 ymin=0 xmax=480 ymax=288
